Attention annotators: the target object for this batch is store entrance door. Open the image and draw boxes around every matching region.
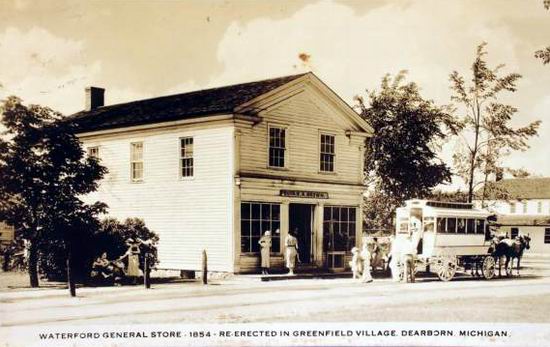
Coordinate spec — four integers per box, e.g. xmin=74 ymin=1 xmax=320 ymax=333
xmin=289 ymin=203 xmax=314 ymax=264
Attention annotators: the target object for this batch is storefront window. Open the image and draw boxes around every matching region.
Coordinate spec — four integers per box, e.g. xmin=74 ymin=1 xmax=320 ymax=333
xmin=323 ymin=206 xmax=356 ymax=252
xmin=241 ymin=202 xmax=280 ymax=253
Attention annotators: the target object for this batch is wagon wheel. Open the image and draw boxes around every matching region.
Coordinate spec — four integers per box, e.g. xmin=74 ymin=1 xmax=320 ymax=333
xmin=481 ymin=256 xmax=496 ymax=280
xmin=434 ymin=255 xmax=458 ymax=282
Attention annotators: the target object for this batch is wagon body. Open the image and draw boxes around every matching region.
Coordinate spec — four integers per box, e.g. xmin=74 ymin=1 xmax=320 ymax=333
xmin=394 ymin=200 xmax=496 ymax=281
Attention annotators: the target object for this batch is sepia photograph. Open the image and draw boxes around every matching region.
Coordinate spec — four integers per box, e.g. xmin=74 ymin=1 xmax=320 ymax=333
xmin=0 ymin=0 xmax=549 ymax=346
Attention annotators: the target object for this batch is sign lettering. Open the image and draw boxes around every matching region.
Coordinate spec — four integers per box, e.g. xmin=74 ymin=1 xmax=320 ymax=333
xmin=280 ymin=189 xmax=329 ymax=199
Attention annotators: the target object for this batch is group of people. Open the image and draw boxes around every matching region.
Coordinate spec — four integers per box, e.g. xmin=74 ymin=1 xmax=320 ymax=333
xmin=258 ymin=228 xmax=300 ymax=275
xmin=349 ymin=236 xmax=379 ymax=283
xmin=91 ymin=237 xmax=151 ymax=284
xmin=388 ymin=216 xmax=423 ymax=283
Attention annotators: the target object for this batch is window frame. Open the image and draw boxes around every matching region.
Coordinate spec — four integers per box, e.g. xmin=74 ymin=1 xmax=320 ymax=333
xmin=319 ymin=132 xmax=337 ymax=173
xmin=510 ymin=202 xmax=516 ymax=214
xmin=87 ymin=146 xmax=99 ymax=159
xmin=130 ymin=141 xmax=144 ymax=182
xmin=267 ymin=123 xmax=289 ymax=170
xmin=179 ymin=137 xmax=194 ymax=179
xmin=545 ymin=228 xmax=550 ymax=244
xmin=323 ymin=205 xmax=357 ymax=252
xmin=240 ymin=202 xmax=281 ymax=254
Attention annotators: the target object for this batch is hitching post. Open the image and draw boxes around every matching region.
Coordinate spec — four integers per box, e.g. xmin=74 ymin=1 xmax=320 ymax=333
xmin=202 ymin=249 xmax=208 ymax=285
xmin=144 ymin=253 xmax=151 ymax=289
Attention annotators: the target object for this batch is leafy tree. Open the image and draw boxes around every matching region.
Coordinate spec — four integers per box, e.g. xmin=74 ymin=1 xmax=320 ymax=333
xmin=94 ymin=218 xmax=160 ymax=273
xmin=355 ymin=72 xmax=460 ymax=230
xmin=535 ymin=1 xmax=550 ymax=64
xmin=0 ymin=96 xmax=107 ymax=287
xmin=40 ymin=217 xmax=159 ymax=283
xmin=450 ymin=43 xmax=540 ymax=204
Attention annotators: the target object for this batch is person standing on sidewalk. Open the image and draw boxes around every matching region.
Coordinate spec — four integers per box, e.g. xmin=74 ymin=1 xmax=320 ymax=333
xmin=285 ymin=230 xmax=299 ymax=275
xmin=258 ymin=230 xmax=272 ymax=275
xmin=360 ymin=237 xmax=373 ymax=283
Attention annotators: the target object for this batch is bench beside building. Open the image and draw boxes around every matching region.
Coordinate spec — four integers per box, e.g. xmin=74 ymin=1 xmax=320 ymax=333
xmin=71 ymin=73 xmax=373 ymax=273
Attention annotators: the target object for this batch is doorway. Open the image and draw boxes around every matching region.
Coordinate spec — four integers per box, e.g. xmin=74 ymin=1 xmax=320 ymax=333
xmin=289 ymin=204 xmax=314 ymax=264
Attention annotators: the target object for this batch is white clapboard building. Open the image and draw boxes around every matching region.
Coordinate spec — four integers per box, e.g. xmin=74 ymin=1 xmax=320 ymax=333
xmin=71 ymin=73 xmax=372 ymax=273
xmin=481 ymin=177 xmax=550 ymax=255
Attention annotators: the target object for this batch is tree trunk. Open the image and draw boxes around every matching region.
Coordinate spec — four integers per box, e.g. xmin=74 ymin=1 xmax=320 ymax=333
xmin=28 ymin=241 xmax=39 ymax=288
xmin=67 ymin=250 xmax=76 ymax=297
xmin=144 ymin=253 xmax=151 ymax=289
xmin=467 ymin=155 xmax=476 ymax=203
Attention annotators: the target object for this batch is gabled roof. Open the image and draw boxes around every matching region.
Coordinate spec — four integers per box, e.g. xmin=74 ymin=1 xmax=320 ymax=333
xmin=494 ymin=215 xmax=550 ymax=227
xmin=485 ymin=178 xmax=550 ymax=200
xmin=69 ymin=73 xmax=308 ymax=133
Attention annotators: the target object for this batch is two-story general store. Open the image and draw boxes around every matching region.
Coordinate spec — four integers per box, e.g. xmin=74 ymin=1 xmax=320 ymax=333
xmin=71 ymin=72 xmax=372 ymax=273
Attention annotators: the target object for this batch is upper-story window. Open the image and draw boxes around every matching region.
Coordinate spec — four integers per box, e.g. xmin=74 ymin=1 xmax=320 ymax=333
xmin=523 ymin=202 xmax=528 ymax=214
xmin=510 ymin=202 xmax=516 ymax=214
xmin=268 ymin=126 xmax=286 ymax=168
xmin=180 ymin=137 xmax=194 ymax=178
xmin=537 ymin=201 xmax=542 ymax=214
xmin=320 ymin=134 xmax=335 ymax=172
xmin=130 ymin=142 xmax=144 ymax=181
xmin=87 ymin=146 xmax=99 ymax=159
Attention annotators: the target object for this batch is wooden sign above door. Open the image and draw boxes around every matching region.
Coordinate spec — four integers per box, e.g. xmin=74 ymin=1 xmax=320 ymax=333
xmin=280 ymin=189 xmax=329 ymax=199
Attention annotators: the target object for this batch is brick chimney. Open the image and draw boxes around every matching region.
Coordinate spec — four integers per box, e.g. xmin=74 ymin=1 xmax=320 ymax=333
xmin=85 ymin=86 xmax=105 ymax=111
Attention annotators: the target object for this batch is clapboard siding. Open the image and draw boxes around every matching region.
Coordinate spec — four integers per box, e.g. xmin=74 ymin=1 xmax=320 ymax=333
xmin=239 ymin=90 xmax=364 ymax=184
xmin=80 ymin=122 xmax=235 ymax=272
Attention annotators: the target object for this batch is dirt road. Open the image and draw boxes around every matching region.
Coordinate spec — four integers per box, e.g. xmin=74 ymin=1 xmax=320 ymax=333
xmin=1 ymin=257 xmax=549 ymax=327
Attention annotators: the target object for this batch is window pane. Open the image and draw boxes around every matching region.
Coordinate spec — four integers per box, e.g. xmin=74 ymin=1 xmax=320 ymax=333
xmin=262 ymin=204 xmax=271 ymax=220
xmin=457 ymin=219 xmax=466 ymax=234
xmin=437 ymin=218 xmax=446 ymax=233
xmin=241 ymin=237 xmax=250 ymax=253
xmin=241 ymin=221 xmax=250 ymax=238
xmin=261 ymin=221 xmax=270 ymax=235
xmin=272 ymin=205 xmax=280 ymax=221
xmin=272 ymin=221 xmax=280 ymax=233
xmin=349 ymin=208 xmax=356 ymax=221
xmin=251 ymin=204 xmax=260 ymax=219
xmin=252 ymin=221 xmax=262 ymax=237
xmin=341 ymin=208 xmax=348 ymax=221
xmin=251 ymin=237 xmax=260 ymax=252
xmin=447 ymin=218 xmax=457 ymax=233
xmin=241 ymin=203 xmax=250 ymax=219
xmin=466 ymin=219 xmax=475 ymax=234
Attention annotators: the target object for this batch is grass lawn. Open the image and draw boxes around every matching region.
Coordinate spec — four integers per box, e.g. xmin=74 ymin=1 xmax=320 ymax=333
xmin=0 ymin=271 xmax=65 ymax=290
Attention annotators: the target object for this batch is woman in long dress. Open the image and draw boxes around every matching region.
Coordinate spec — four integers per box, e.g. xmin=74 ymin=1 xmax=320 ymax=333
xmin=360 ymin=239 xmax=373 ymax=283
xmin=258 ymin=230 xmax=272 ymax=275
xmin=119 ymin=238 xmax=142 ymax=282
xmin=285 ymin=230 xmax=299 ymax=275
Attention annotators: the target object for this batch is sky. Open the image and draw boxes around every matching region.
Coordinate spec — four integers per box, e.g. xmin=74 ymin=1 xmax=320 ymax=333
xmin=0 ymin=0 xmax=549 ymax=190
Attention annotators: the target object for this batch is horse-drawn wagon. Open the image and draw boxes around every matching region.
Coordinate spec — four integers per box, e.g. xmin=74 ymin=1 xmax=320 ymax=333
xmin=394 ymin=199 xmax=496 ymax=281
